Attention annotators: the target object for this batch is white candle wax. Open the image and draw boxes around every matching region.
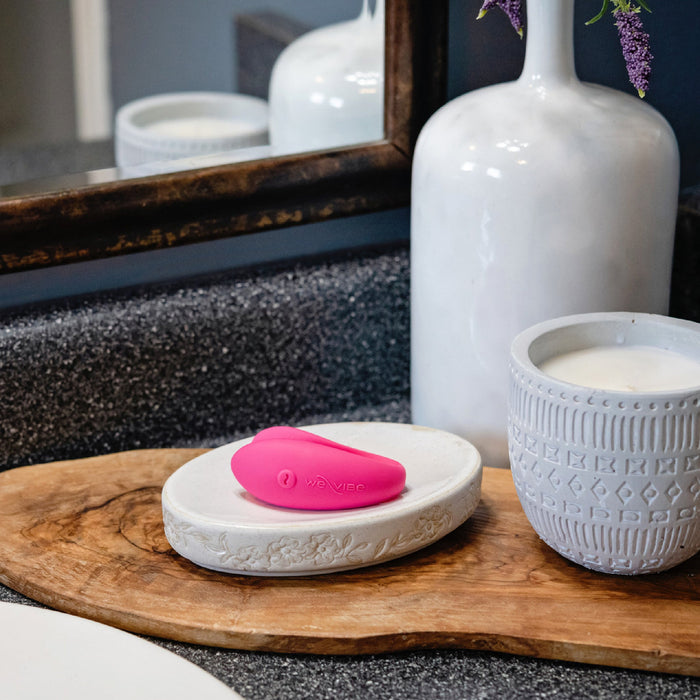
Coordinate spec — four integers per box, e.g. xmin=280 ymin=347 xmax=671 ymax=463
xmin=146 ymin=117 xmax=255 ymax=140
xmin=539 ymin=345 xmax=700 ymax=392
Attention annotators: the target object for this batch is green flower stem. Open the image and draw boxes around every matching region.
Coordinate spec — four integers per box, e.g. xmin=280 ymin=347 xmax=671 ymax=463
xmin=586 ymin=0 xmax=610 ymax=25
xmin=587 ymin=0 xmax=651 ymax=26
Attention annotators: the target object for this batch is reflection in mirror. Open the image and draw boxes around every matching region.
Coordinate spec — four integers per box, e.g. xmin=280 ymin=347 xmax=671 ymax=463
xmin=0 ymin=0 xmax=448 ymax=276
xmin=0 ymin=0 xmax=385 ymax=195
xmin=269 ymin=0 xmax=384 ymax=155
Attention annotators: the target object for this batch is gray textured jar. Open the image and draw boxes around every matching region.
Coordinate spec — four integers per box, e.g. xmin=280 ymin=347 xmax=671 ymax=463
xmin=508 ymin=312 xmax=700 ymax=575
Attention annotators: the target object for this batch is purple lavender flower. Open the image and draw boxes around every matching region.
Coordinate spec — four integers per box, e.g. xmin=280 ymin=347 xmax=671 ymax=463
xmin=614 ymin=7 xmax=653 ymax=97
xmin=477 ymin=0 xmax=524 ymax=38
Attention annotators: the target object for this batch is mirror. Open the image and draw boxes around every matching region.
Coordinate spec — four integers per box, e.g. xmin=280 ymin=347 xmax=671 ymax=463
xmin=1 ymin=0 xmax=385 ymax=185
xmin=0 ymin=0 xmax=447 ymax=274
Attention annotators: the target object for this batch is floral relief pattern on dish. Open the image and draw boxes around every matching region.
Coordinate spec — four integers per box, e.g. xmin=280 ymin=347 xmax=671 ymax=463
xmin=206 ymin=531 xmax=371 ymax=571
xmin=371 ymin=504 xmax=454 ymax=559
xmin=162 ymin=498 xmax=470 ymax=572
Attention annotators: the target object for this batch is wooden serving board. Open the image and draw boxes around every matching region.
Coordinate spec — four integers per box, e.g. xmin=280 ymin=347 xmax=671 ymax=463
xmin=0 ymin=449 xmax=697 ymax=676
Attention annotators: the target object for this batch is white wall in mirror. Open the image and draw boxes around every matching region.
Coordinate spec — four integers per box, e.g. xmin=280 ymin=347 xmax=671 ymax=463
xmin=0 ymin=1 xmax=76 ymax=147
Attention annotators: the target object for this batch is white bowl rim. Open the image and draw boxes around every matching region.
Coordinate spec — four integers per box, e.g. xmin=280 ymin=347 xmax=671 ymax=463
xmin=116 ymin=91 xmax=269 ymax=141
xmin=510 ymin=311 xmax=700 ymax=398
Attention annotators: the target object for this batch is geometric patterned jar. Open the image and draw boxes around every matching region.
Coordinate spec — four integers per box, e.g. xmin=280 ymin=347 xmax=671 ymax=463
xmin=509 ymin=312 xmax=700 ymax=574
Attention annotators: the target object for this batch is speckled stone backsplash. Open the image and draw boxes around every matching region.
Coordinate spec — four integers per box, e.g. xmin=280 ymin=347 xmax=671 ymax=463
xmin=0 ymin=246 xmax=410 ymax=470
xmin=2 ymin=188 xmax=699 ymax=472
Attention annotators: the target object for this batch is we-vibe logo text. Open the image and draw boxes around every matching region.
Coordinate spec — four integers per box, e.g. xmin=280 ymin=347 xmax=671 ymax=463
xmin=306 ymin=474 xmax=367 ymax=493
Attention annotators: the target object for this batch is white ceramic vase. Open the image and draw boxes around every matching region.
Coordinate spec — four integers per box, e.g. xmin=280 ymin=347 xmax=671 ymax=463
xmin=268 ymin=0 xmax=384 ymax=155
xmin=410 ymin=0 xmax=680 ymax=467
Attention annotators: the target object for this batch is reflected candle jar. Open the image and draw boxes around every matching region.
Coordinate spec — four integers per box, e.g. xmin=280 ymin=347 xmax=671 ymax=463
xmin=115 ymin=92 xmax=269 ymax=169
xmin=508 ymin=312 xmax=700 ymax=575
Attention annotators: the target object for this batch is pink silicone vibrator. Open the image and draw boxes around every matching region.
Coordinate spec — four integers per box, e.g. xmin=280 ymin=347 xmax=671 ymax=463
xmin=230 ymin=426 xmax=406 ymax=510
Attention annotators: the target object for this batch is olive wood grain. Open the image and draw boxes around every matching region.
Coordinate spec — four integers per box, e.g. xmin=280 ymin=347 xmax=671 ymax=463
xmin=0 ymin=450 xmax=697 ymax=675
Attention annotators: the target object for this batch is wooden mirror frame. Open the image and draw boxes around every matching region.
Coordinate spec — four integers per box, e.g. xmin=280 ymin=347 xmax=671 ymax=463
xmin=0 ymin=0 xmax=448 ymax=275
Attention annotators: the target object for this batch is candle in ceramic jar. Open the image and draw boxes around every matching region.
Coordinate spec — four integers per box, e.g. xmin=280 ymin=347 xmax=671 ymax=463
xmin=539 ymin=345 xmax=700 ymax=392
xmin=146 ymin=117 xmax=255 ymax=140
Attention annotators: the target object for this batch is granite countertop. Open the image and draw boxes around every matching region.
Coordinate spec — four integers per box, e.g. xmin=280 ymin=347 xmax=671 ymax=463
xmin=1 ymin=244 xmax=698 ymax=699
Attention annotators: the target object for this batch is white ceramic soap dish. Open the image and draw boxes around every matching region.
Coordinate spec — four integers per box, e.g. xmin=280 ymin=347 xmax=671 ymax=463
xmin=162 ymin=422 xmax=482 ymax=576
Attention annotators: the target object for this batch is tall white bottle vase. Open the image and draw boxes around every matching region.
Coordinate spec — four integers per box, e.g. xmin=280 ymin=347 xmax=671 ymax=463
xmin=410 ymin=0 xmax=679 ymax=467
xmin=268 ymin=0 xmax=384 ymax=155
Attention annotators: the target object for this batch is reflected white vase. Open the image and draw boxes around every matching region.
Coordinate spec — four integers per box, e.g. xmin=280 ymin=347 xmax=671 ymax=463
xmin=410 ymin=0 xmax=680 ymax=467
xmin=268 ymin=0 xmax=384 ymax=155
